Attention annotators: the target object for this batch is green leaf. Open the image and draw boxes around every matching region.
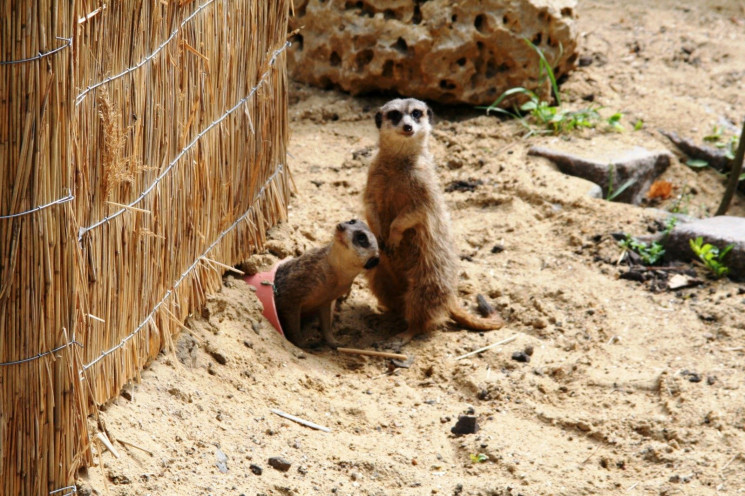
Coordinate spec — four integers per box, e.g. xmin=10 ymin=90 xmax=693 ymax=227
xmin=634 ymin=119 xmax=644 ymax=131
xmin=685 ymin=159 xmax=709 ymax=168
xmin=607 ymin=177 xmax=637 ymax=201
xmin=719 ymin=244 xmax=734 ymax=260
xmin=523 ymin=38 xmax=561 ymax=106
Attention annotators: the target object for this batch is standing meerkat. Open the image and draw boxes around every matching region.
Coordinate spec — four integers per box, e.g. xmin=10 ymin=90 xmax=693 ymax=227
xmin=273 ymin=219 xmax=380 ymax=348
xmin=364 ymin=98 xmax=504 ymax=344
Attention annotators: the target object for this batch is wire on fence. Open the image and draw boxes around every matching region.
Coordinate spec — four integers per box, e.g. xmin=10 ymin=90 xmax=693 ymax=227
xmin=74 ymin=0 xmax=215 ymax=106
xmin=0 ymin=192 xmax=74 ymax=220
xmin=77 ymin=40 xmax=291 ymax=241
xmin=81 ymin=164 xmax=286 ymax=373
xmin=49 ymin=485 xmax=77 ymax=495
xmin=0 ymin=37 xmax=72 ymax=66
xmin=0 ymin=338 xmax=82 ymax=367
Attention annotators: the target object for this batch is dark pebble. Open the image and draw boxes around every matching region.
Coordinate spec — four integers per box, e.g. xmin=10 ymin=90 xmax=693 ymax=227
xmin=491 ymin=244 xmax=505 ymax=254
xmin=476 ymin=294 xmax=495 ymax=317
xmin=681 ymin=370 xmax=702 ymax=383
xmin=512 ymin=351 xmax=531 ymax=363
xmin=268 ymin=457 xmax=292 ymax=472
xmin=578 ymin=55 xmax=593 ymax=67
xmin=250 ymin=464 xmax=263 ymax=475
xmin=451 ymin=415 xmax=479 ymax=435
xmin=209 ymin=350 xmax=228 ymax=365
xmin=445 ymin=178 xmax=483 ymax=193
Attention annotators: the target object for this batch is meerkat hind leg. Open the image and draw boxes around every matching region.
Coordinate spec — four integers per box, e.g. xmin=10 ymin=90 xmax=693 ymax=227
xmin=318 ymin=301 xmax=340 ymax=348
xmin=280 ymin=309 xmax=306 ymax=347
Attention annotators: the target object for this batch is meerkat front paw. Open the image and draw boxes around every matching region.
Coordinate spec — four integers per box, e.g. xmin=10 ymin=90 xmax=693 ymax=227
xmin=388 ymin=227 xmax=403 ymax=250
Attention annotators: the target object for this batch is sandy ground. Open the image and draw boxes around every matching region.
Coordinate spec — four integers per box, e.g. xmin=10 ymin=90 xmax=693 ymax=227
xmin=80 ymin=1 xmax=745 ymax=495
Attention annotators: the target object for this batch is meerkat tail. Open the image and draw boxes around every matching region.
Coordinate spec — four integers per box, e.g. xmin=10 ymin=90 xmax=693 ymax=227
xmin=448 ymin=304 xmax=504 ymax=331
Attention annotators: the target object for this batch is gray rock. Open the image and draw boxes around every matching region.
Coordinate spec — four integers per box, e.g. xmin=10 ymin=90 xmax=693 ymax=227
xmin=288 ymin=0 xmax=578 ymax=105
xmin=529 ymin=145 xmax=671 ymax=204
xmin=215 ymin=448 xmax=228 ymax=474
xmin=665 ymin=216 xmax=745 ymax=280
xmin=268 ymin=456 xmax=292 ymax=472
xmin=586 ymin=183 xmax=603 ymax=199
xmin=451 ymin=415 xmax=479 ymax=435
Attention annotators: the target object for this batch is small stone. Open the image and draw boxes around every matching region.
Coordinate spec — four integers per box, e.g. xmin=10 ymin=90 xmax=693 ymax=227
xmin=451 ymin=415 xmax=479 ymax=436
xmin=511 ymin=351 xmax=531 ymax=363
xmin=120 ymin=387 xmax=132 ymax=401
xmin=215 ymin=448 xmax=228 ymax=474
xmin=665 ymin=216 xmax=745 ymax=280
xmin=208 ymin=349 xmax=228 ymax=365
xmin=476 ymin=294 xmax=495 ymax=317
xmin=249 ymin=464 xmax=263 ymax=475
xmin=491 ymin=244 xmax=505 ymax=254
xmin=268 ymin=456 xmax=292 ymax=472
xmin=681 ymin=370 xmax=702 ymax=383
xmin=528 ymin=144 xmax=671 ymax=205
xmin=445 ymin=178 xmax=483 ymax=193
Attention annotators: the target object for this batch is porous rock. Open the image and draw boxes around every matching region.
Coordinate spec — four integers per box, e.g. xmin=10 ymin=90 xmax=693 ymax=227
xmin=528 ymin=145 xmax=672 ymax=204
xmin=288 ymin=0 xmax=578 ymax=105
xmin=664 ymin=216 xmax=745 ymax=280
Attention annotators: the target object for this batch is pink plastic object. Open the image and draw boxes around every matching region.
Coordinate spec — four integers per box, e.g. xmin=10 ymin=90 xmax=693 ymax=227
xmin=244 ymin=262 xmax=285 ymax=337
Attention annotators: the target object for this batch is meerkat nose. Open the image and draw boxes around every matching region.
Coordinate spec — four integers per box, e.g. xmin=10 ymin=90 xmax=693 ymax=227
xmin=403 ymin=124 xmax=413 ymax=133
xmin=336 ymin=223 xmax=346 ymax=232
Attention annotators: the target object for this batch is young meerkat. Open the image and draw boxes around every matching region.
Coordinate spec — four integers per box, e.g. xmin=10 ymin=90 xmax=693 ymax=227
xmin=273 ymin=219 xmax=380 ymax=348
xmin=364 ymin=98 xmax=504 ymax=344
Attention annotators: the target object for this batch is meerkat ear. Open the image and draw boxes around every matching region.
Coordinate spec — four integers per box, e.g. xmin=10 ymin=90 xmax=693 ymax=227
xmin=375 ymin=111 xmax=383 ymax=129
xmin=427 ymin=106 xmax=435 ymax=124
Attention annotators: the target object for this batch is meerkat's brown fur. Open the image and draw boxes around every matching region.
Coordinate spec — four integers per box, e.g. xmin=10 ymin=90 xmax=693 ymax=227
xmin=364 ymin=98 xmax=503 ymax=343
xmin=274 ymin=219 xmax=379 ymax=348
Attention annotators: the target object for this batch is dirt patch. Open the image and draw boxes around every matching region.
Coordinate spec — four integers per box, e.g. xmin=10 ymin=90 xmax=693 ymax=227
xmin=80 ymin=1 xmax=745 ymax=495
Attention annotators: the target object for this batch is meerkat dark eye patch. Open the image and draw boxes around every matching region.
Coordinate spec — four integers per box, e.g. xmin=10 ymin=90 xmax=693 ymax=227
xmin=411 ymin=109 xmax=423 ymax=121
xmin=364 ymin=256 xmax=380 ymax=269
xmin=386 ymin=110 xmax=403 ymax=126
xmin=353 ymin=231 xmax=370 ymax=248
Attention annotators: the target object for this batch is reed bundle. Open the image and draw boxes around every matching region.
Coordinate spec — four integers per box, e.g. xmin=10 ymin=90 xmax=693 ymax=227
xmin=0 ymin=1 xmax=291 ymax=494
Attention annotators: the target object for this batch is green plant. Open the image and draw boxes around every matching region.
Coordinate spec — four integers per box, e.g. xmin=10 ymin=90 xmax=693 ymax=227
xmin=470 ymin=453 xmax=488 ymax=463
xmin=607 ymin=112 xmax=624 ymax=132
xmin=689 ymin=237 xmax=733 ymax=278
xmin=634 ymin=119 xmax=644 ymax=131
xmin=669 ymin=185 xmax=692 ymax=214
xmin=703 ymin=125 xmax=740 ymax=160
xmin=606 ymin=163 xmax=637 ymax=201
xmin=619 ymin=236 xmax=666 ymax=265
xmin=481 ymin=40 xmax=616 ymax=137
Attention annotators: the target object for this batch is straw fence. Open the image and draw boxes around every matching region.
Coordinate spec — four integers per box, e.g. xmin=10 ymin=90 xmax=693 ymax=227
xmin=1 ymin=1 xmax=291 ymax=494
